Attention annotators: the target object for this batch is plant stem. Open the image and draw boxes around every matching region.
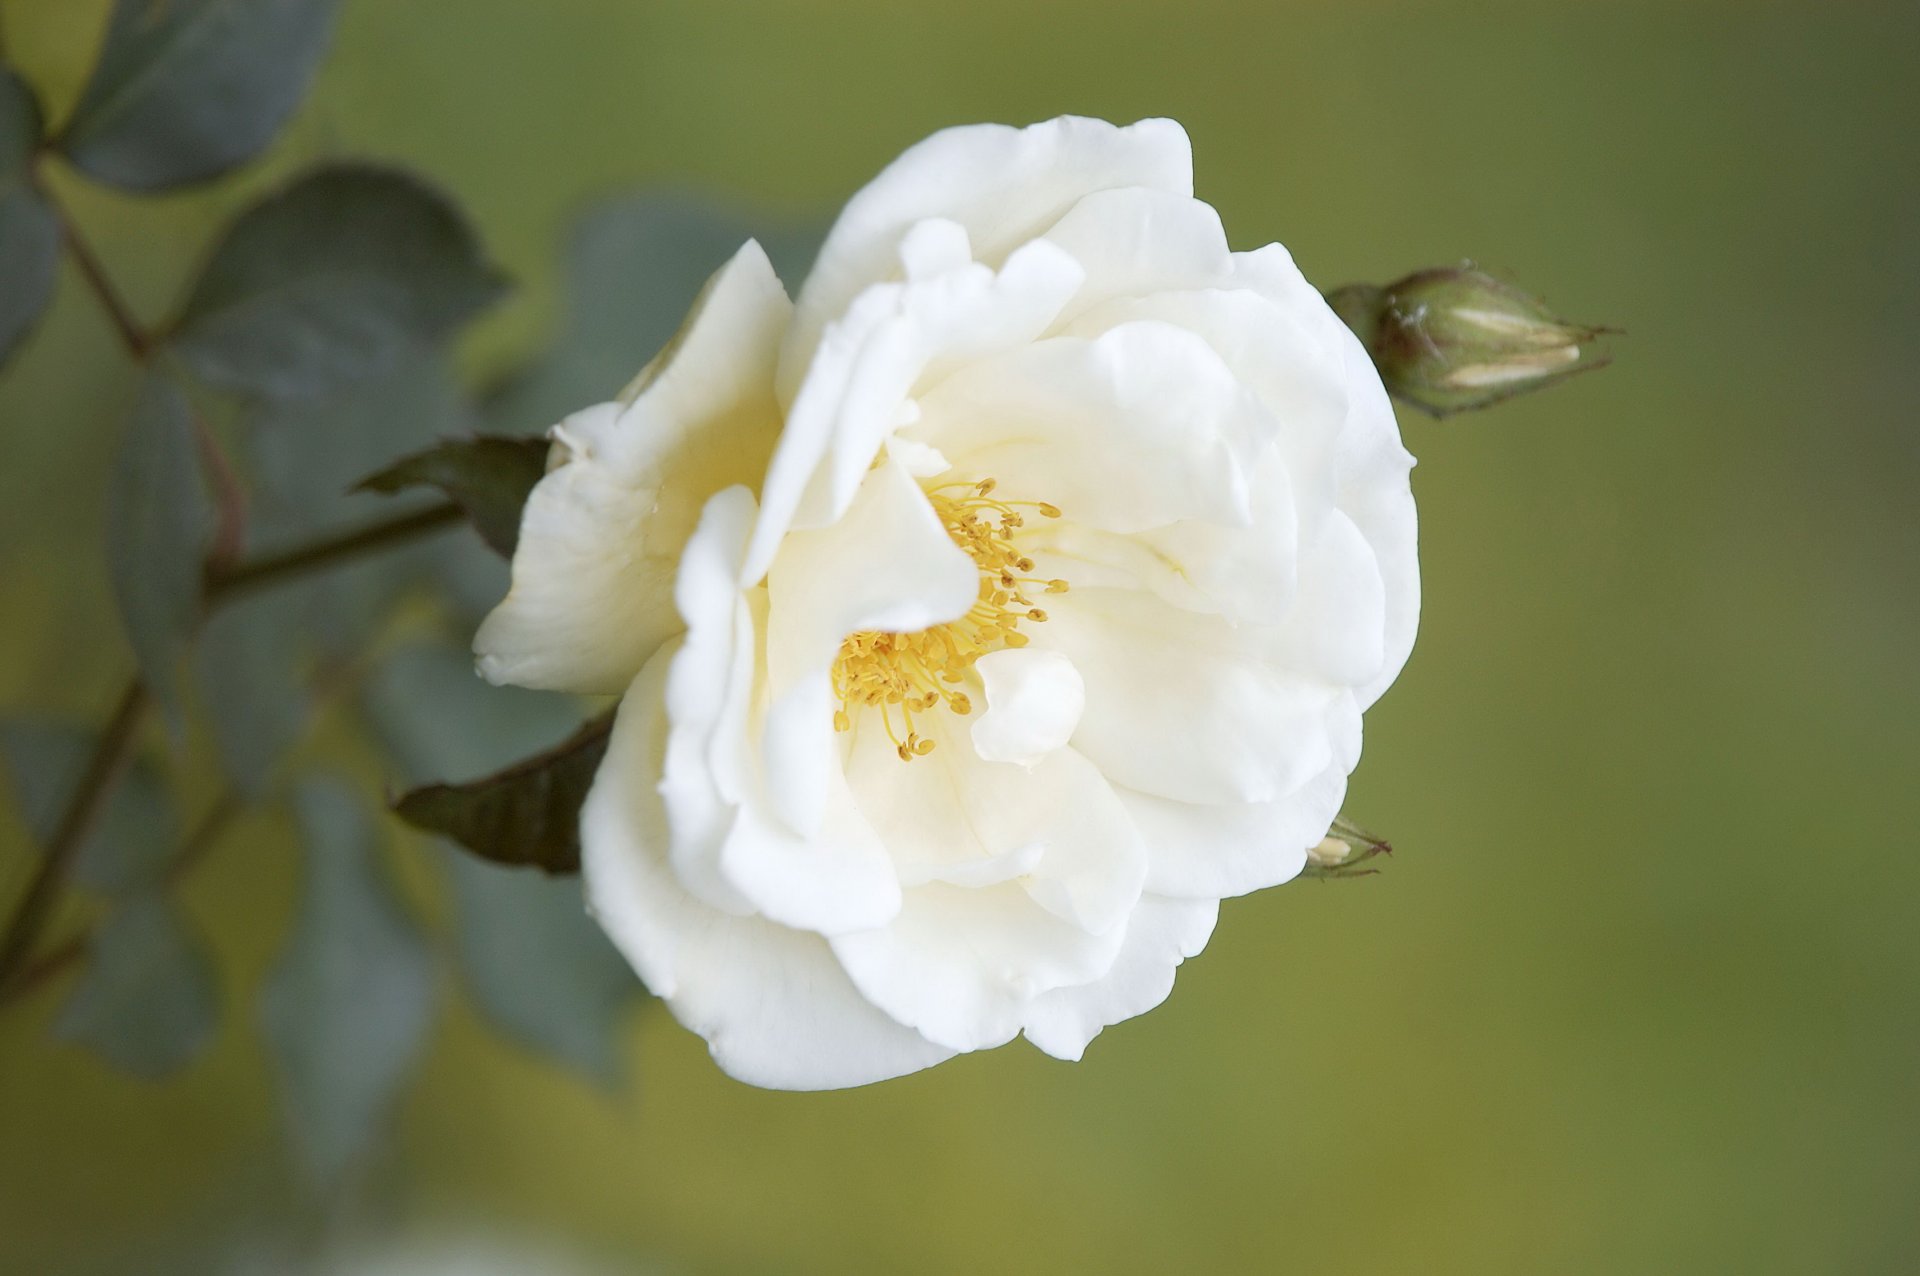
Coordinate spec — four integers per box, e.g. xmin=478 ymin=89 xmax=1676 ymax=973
xmin=56 ymin=204 xmax=150 ymax=360
xmin=206 ymin=501 xmax=466 ymax=602
xmin=0 ymin=194 xmax=473 ymax=1005
xmin=0 ymin=682 xmax=150 ymax=995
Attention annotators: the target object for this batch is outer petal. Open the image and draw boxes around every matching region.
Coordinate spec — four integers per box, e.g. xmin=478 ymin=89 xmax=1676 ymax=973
xmin=1231 ymin=243 xmax=1419 ymax=706
xmin=1022 ymin=894 xmax=1219 ymax=1062
xmin=476 ymin=242 xmax=791 ymax=694
xmin=831 ymin=880 xmax=1128 ymax=1054
xmin=1039 ymin=186 xmax=1232 ymax=326
xmin=784 ymin=116 xmax=1192 ymax=393
xmin=582 ymin=645 xmax=953 ymax=1090
xmin=1122 ymin=761 xmax=1348 ymax=900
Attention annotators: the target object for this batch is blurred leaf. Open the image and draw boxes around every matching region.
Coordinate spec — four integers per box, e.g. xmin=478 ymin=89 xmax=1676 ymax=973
xmin=443 ymin=853 xmax=637 ymax=1084
xmin=483 ymin=191 xmax=820 ymax=433
xmin=363 ymin=642 xmax=584 ymax=782
xmin=0 ymin=719 xmax=178 ymax=895
xmin=260 ymin=778 xmax=435 ymax=1187
xmin=245 ymin=352 xmax=472 ymax=542
xmin=53 ymin=893 xmax=217 ymax=1079
xmin=364 ymin=643 xmax=635 ymax=1079
xmin=58 ymin=0 xmax=340 ymax=192
xmin=241 ymin=353 xmax=478 ymax=655
xmin=170 ymin=165 xmax=505 ymax=400
xmin=355 ymin=435 xmax=548 ymax=556
xmin=106 ymin=374 xmax=212 ymax=728
xmin=194 ymin=592 xmax=313 ymax=798
xmin=393 ymin=714 xmax=610 ymax=875
xmin=0 ymin=64 xmax=59 ymax=371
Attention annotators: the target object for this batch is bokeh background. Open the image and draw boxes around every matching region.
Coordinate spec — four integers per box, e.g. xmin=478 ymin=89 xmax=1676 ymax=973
xmin=3 ymin=1 xmax=1917 ymax=1272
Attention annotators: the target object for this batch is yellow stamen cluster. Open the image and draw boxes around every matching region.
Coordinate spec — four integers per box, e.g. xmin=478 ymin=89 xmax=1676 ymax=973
xmin=832 ymin=478 xmax=1067 ymax=761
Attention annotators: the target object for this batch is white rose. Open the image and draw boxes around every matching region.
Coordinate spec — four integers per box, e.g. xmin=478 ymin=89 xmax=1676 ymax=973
xmin=476 ymin=116 xmax=1418 ymax=1089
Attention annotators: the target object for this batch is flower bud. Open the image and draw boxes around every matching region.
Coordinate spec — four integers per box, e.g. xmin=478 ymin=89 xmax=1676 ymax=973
xmin=1301 ymin=815 xmax=1394 ymax=879
xmin=1327 ymin=267 xmax=1612 ymax=417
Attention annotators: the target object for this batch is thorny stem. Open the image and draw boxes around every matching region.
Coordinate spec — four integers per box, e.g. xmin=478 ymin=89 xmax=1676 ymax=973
xmin=0 ymin=194 xmax=466 ymax=1003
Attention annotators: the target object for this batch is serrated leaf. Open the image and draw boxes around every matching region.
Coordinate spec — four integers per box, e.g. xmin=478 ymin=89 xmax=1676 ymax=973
xmin=0 ymin=719 xmax=179 ymax=895
xmin=106 ymin=374 xmax=212 ymax=727
xmin=392 ymin=714 xmax=610 ymax=875
xmin=484 ymin=191 xmax=820 ymax=433
xmin=170 ymin=165 xmax=505 ymax=400
xmin=58 ymin=0 xmax=340 ymax=192
xmin=355 ymin=435 xmax=548 ymax=557
xmin=261 ymin=779 xmax=434 ymax=1187
xmin=54 ymin=893 xmax=217 ymax=1079
xmin=194 ymin=591 xmax=312 ymax=798
xmin=363 ymin=643 xmax=636 ymax=1080
xmin=0 ymin=64 xmax=59 ymax=371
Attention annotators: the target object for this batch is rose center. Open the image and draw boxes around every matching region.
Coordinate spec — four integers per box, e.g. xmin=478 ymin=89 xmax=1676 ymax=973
xmin=831 ymin=478 xmax=1068 ymax=761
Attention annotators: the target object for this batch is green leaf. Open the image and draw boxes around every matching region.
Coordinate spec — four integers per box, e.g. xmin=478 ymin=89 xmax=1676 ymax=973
xmin=392 ymin=714 xmax=611 ymax=875
xmin=53 ymin=893 xmax=217 ymax=1079
xmin=444 ymin=852 xmax=637 ymax=1084
xmin=246 ymin=352 xmax=473 ymax=542
xmin=260 ymin=778 xmax=435 ymax=1187
xmin=0 ymin=64 xmax=60 ymax=371
xmin=170 ymin=165 xmax=505 ymax=400
xmin=483 ymin=192 xmax=820 ymax=433
xmin=241 ymin=353 xmax=479 ymax=653
xmin=355 ymin=435 xmax=549 ymax=557
xmin=0 ymin=719 xmax=179 ymax=895
xmin=58 ymin=0 xmax=340 ymax=192
xmin=194 ymin=591 xmax=312 ymax=798
xmin=363 ymin=643 xmax=636 ymax=1080
xmin=106 ymin=374 xmax=213 ymax=727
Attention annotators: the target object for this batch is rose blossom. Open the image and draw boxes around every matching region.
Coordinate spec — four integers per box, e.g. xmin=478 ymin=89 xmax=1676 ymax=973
xmin=475 ymin=116 xmax=1418 ymax=1089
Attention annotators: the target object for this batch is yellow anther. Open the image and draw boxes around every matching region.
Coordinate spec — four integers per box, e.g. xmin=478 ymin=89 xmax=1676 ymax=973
xmin=831 ymin=477 xmax=1066 ymax=760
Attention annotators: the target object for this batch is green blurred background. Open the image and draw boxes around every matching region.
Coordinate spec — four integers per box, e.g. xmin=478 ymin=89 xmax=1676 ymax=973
xmin=3 ymin=0 xmax=1917 ymax=1271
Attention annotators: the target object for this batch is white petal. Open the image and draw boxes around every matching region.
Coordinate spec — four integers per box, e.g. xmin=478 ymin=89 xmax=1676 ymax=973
xmin=582 ymin=647 xmax=952 ymax=1090
xmin=785 ymin=116 xmax=1192 ymax=393
xmin=970 ymin=648 xmax=1085 ymax=768
xmin=659 ymin=487 xmax=760 ymax=914
xmin=843 ymin=711 xmax=1145 ymax=938
xmin=765 ymin=457 xmax=978 ymax=676
xmin=1040 ymin=186 xmax=1232 ymax=325
xmin=475 ymin=242 xmax=791 ymax=694
xmin=1329 ymin=320 xmax=1419 ymax=708
xmin=1122 ymin=762 xmax=1348 ymax=900
xmin=1035 ymin=587 xmax=1341 ymax=806
xmin=745 ymin=237 xmax=1082 ymax=581
xmin=831 ymin=880 xmax=1127 ymax=1053
xmin=1019 ymin=441 xmax=1300 ymax=627
xmin=912 ymin=321 xmax=1266 ymax=533
xmin=665 ymin=493 xmax=905 ymax=935
xmin=1228 ymin=244 xmax=1420 ymax=705
xmin=1022 ymin=894 xmax=1218 ymax=1062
